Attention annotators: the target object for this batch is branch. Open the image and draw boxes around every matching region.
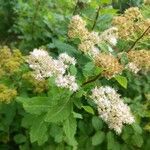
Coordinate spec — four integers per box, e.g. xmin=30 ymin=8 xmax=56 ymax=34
xmin=82 ymin=72 xmax=101 ymax=86
xmin=127 ymin=25 xmax=150 ymax=52
xmin=92 ymin=5 xmax=101 ymax=30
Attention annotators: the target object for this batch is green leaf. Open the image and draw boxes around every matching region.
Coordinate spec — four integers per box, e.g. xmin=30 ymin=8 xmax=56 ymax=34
xmin=44 ymin=99 xmax=73 ymax=123
xmin=107 ymin=132 xmax=121 ymax=150
xmin=17 ymin=97 xmax=51 ymax=115
xmin=82 ymin=106 xmax=94 ymax=115
xmin=132 ymin=123 xmax=142 ymax=134
xmin=73 ymin=112 xmax=83 ymax=119
xmin=83 ymin=62 xmax=95 ymax=78
xmin=115 ymin=75 xmax=128 ymax=89
xmin=92 ymin=116 xmax=103 ymax=130
xmin=131 ymin=134 xmax=143 ymax=147
xmin=53 ymin=39 xmax=79 ymax=56
xmin=30 ymin=115 xmax=48 ymax=145
xmin=50 ymin=125 xmax=63 ymax=143
xmin=21 ymin=114 xmax=36 ymax=128
xmin=69 ymin=65 xmax=77 ymax=76
xmin=63 ymin=114 xmax=77 ymax=146
xmin=92 ymin=131 xmax=105 ymax=146
xmin=14 ymin=134 xmax=26 ymax=144
xmin=107 ymin=131 xmax=115 ymax=150
xmin=83 ymin=62 xmax=102 ymax=78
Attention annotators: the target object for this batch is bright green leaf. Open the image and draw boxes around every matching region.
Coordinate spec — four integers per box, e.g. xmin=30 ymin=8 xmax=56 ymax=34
xmin=45 ymin=100 xmax=72 ymax=123
xmin=63 ymin=114 xmax=77 ymax=146
xmin=115 ymin=75 xmax=128 ymax=89
xmin=30 ymin=115 xmax=48 ymax=145
xmin=82 ymin=106 xmax=94 ymax=115
xmin=17 ymin=97 xmax=51 ymax=115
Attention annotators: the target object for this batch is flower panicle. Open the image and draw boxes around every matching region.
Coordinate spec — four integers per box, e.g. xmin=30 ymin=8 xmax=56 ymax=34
xmin=27 ymin=49 xmax=78 ymax=92
xmin=91 ymin=86 xmax=134 ymax=134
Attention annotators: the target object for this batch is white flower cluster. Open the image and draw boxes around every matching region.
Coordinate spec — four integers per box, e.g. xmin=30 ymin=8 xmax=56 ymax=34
xmin=58 ymin=53 xmax=76 ymax=65
xmin=99 ymin=27 xmax=118 ymax=46
xmin=91 ymin=86 xmax=134 ymax=134
xmin=126 ymin=62 xmax=140 ymax=74
xmin=55 ymin=74 xmax=78 ymax=91
xmin=27 ymin=49 xmax=78 ymax=92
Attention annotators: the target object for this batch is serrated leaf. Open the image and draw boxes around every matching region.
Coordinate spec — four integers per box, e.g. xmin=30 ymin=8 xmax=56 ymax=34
xmin=50 ymin=125 xmax=63 ymax=143
xmin=92 ymin=131 xmax=105 ymax=146
xmin=17 ymin=97 xmax=51 ymax=115
xmin=132 ymin=123 xmax=142 ymax=134
xmin=53 ymin=39 xmax=79 ymax=56
xmin=63 ymin=114 xmax=77 ymax=146
xmin=131 ymin=134 xmax=143 ymax=147
xmin=83 ymin=62 xmax=95 ymax=78
xmin=82 ymin=106 xmax=94 ymax=115
xmin=115 ymin=75 xmax=128 ymax=89
xmin=30 ymin=115 xmax=48 ymax=145
xmin=45 ymin=99 xmax=72 ymax=123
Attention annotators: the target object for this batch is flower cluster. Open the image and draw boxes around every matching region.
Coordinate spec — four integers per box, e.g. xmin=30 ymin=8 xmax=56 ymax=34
xmin=27 ymin=49 xmax=78 ymax=92
xmin=126 ymin=62 xmax=140 ymax=74
xmin=124 ymin=7 xmax=143 ymax=21
xmin=68 ymin=15 xmax=119 ymax=57
xmin=99 ymin=27 xmax=118 ymax=46
xmin=55 ymin=74 xmax=78 ymax=91
xmin=0 ymin=84 xmax=17 ymax=103
xmin=68 ymin=15 xmax=100 ymax=55
xmin=58 ymin=53 xmax=76 ymax=65
xmin=112 ymin=7 xmax=150 ymax=40
xmin=0 ymin=46 xmax=23 ymax=76
xmin=94 ymin=53 xmax=123 ymax=79
xmin=91 ymin=86 xmax=134 ymax=134
xmin=127 ymin=50 xmax=150 ymax=72
xmin=68 ymin=15 xmax=89 ymax=40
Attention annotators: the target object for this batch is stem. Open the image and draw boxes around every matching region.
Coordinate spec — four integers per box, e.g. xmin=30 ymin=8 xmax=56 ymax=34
xmin=82 ymin=72 xmax=101 ymax=86
xmin=92 ymin=5 xmax=101 ymax=30
xmin=73 ymin=0 xmax=79 ymax=15
xmin=127 ymin=25 xmax=150 ymax=52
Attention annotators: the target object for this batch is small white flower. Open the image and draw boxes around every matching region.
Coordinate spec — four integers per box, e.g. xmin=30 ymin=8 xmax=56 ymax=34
xmin=58 ymin=53 xmax=76 ymax=65
xmin=89 ymin=47 xmax=100 ymax=57
xmin=55 ymin=74 xmax=78 ymax=92
xmin=55 ymin=75 xmax=69 ymax=87
xmin=126 ymin=62 xmax=140 ymax=74
xmin=99 ymin=27 xmax=118 ymax=46
xmin=30 ymin=48 xmax=49 ymax=58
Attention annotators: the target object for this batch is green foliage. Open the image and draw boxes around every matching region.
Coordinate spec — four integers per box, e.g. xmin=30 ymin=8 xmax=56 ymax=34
xmin=92 ymin=131 xmax=105 ymax=146
xmin=0 ymin=0 xmax=16 ymax=41
xmin=112 ymin=0 xmax=143 ymax=13
xmin=0 ymin=0 xmax=150 ymax=150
